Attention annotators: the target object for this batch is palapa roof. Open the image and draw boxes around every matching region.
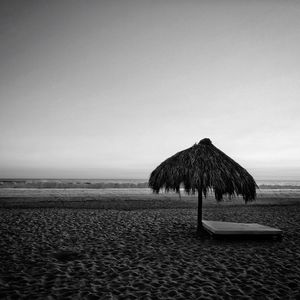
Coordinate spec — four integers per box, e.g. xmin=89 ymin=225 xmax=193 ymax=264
xmin=149 ymin=138 xmax=258 ymax=202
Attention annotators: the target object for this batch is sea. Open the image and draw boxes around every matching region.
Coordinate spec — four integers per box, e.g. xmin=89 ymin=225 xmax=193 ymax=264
xmin=0 ymin=178 xmax=300 ymax=189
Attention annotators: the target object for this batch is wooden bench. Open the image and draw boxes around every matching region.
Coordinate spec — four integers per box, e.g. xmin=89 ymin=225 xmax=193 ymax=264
xmin=202 ymin=220 xmax=282 ymax=240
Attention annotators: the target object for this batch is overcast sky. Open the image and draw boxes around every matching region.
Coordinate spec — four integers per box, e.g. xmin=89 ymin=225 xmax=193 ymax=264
xmin=1 ymin=0 xmax=300 ymax=179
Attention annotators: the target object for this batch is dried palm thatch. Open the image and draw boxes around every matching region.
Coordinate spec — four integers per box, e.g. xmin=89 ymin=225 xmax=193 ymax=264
xmin=149 ymin=138 xmax=258 ymax=232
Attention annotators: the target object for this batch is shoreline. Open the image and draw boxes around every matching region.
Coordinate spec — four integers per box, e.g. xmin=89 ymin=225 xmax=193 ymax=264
xmin=0 ymin=188 xmax=300 ymax=209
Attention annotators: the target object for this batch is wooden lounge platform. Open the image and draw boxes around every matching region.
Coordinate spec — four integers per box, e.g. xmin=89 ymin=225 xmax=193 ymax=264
xmin=202 ymin=220 xmax=282 ymax=238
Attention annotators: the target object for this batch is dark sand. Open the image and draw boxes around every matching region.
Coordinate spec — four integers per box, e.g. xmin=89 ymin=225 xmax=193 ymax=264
xmin=0 ymin=192 xmax=300 ymax=299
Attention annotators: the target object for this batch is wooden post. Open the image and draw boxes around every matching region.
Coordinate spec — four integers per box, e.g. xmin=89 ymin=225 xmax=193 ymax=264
xmin=197 ymin=188 xmax=203 ymax=233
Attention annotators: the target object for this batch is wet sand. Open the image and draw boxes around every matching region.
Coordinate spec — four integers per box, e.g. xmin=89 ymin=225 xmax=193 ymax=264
xmin=0 ymin=199 xmax=299 ymax=299
xmin=1 ymin=188 xmax=300 ymax=209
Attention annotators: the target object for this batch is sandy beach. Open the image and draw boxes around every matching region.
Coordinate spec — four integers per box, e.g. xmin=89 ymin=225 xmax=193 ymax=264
xmin=1 ymin=0 xmax=300 ymax=298
xmin=0 ymin=190 xmax=299 ymax=299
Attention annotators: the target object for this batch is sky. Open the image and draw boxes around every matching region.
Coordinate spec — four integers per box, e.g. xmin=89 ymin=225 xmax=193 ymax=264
xmin=0 ymin=0 xmax=300 ymax=179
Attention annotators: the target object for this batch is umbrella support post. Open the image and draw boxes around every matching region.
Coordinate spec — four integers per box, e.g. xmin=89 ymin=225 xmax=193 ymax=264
xmin=197 ymin=190 xmax=203 ymax=234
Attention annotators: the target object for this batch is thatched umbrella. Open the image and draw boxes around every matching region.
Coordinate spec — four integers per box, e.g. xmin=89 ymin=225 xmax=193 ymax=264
xmin=149 ymin=138 xmax=258 ymax=232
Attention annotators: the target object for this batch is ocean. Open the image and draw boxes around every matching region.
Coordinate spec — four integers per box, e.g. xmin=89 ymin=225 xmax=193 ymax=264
xmin=0 ymin=178 xmax=300 ymax=189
